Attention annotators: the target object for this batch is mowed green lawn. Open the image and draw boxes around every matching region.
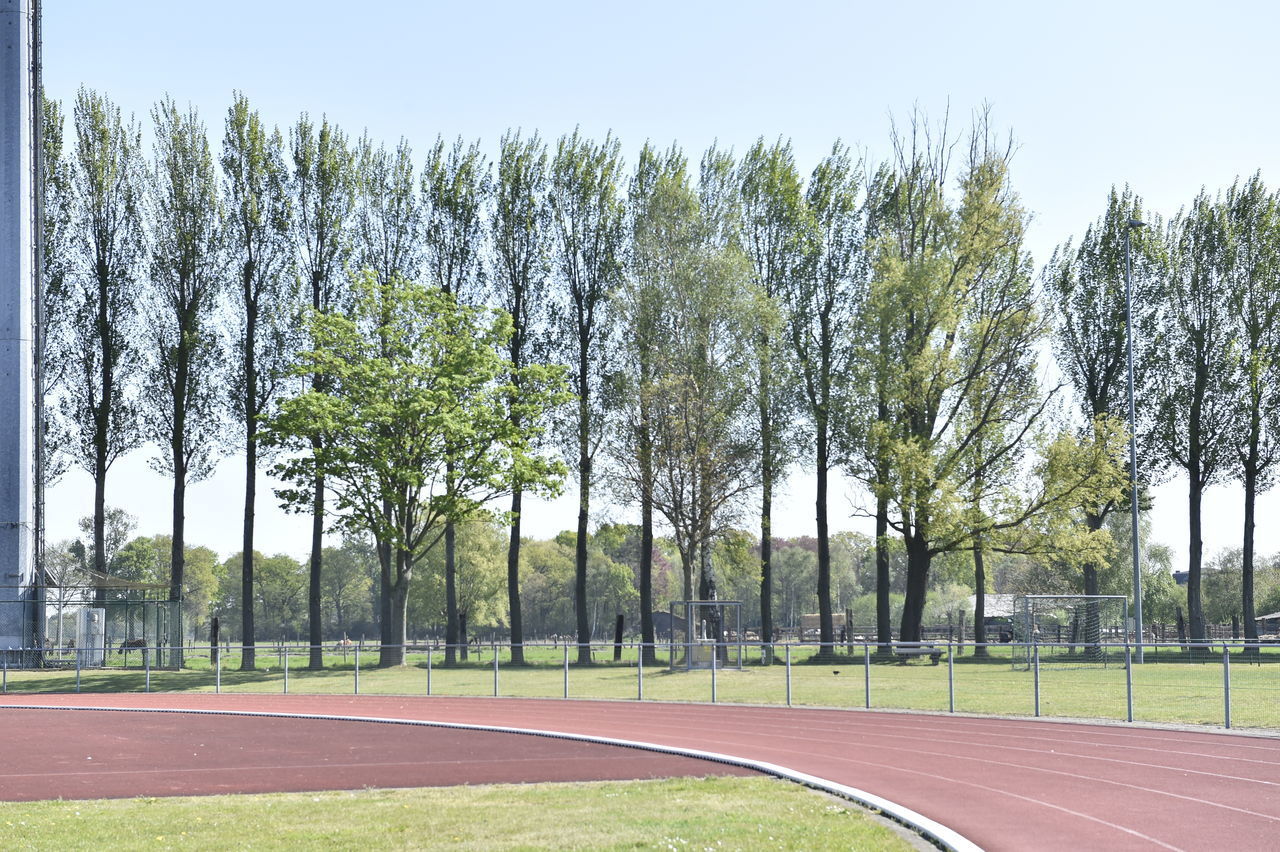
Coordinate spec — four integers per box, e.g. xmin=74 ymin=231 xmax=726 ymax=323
xmin=5 ymin=643 xmax=1278 ymax=729
xmin=0 ymin=777 xmax=911 ymax=851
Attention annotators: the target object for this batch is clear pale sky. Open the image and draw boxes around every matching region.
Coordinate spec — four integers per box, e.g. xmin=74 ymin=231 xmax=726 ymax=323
xmin=40 ymin=1 xmax=1280 ymax=570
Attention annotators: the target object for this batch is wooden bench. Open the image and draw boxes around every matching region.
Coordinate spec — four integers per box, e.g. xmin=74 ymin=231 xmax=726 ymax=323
xmin=895 ymin=646 xmax=943 ymax=665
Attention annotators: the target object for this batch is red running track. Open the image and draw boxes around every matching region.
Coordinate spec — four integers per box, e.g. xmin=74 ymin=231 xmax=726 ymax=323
xmin=2 ymin=694 xmax=1278 ymax=852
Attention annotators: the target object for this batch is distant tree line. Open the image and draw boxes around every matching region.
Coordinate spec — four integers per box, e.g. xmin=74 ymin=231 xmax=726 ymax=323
xmin=39 ymin=89 xmax=1280 ymax=665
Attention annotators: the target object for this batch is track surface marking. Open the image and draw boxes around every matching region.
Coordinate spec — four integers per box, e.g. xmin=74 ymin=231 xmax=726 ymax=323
xmin=4 ymin=694 xmax=1277 ymax=851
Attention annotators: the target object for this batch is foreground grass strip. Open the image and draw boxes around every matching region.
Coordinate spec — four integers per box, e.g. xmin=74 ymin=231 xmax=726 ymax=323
xmin=0 ymin=777 xmax=911 ymax=852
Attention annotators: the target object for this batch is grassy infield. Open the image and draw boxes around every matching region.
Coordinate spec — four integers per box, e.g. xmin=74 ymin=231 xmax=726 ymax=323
xmin=3 ymin=644 xmax=1276 ymax=850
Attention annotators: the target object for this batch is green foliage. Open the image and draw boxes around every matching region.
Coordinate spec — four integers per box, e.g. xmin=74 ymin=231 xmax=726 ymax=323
xmin=263 ymin=272 xmax=568 ymax=652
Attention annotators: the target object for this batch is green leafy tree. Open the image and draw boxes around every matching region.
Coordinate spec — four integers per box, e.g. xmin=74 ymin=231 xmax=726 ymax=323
xmin=320 ymin=536 xmax=376 ymax=638
xmin=39 ymin=92 xmax=73 ymax=490
xmin=264 ymin=272 xmax=567 ymax=665
xmin=738 ymin=139 xmax=807 ymax=656
xmin=1151 ymin=190 xmax=1238 ymax=641
xmin=1223 ymin=175 xmax=1280 ymax=641
xmin=62 ymin=89 xmax=145 ymax=583
xmin=352 ymin=135 xmax=420 ymax=649
xmin=222 ymin=92 xmax=294 ymax=669
xmin=548 ymin=130 xmax=626 ymax=663
xmin=1044 ymin=187 xmax=1163 ymax=623
xmin=291 ymin=113 xmax=355 ymax=667
xmin=420 ymin=135 xmax=490 ymax=659
xmin=144 ymin=98 xmax=225 ymax=662
xmin=491 ymin=131 xmax=551 ymax=663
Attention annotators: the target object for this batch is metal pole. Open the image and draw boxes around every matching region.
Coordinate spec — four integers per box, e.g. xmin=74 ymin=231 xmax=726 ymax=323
xmin=3 ymin=654 xmax=7 ymax=693
xmin=145 ymin=648 xmax=150 ymax=693
xmin=711 ymin=640 xmax=718 ymax=704
xmin=75 ymin=646 xmax=80 ymax=692
xmin=1223 ymin=643 xmax=1231 ymax=729
xmin=283 ymin=646 xmax=289 ymax=694
xmin=1125 ymin=639 xmax=1133 ymax=722
xmin=864 ymin=642 xmax=871 ymax=709
xmin=562 ymin=644 xmax=568 ymax=699
xmin=637 ymin=642 xmax=644 ymax=701
xmin=426 ymin=642 xmax=432 ymax=696
xmin=215 ymin=647 xmax=221 ymax=694
xmin=948 ymin=641 xmax=955 ymax=713
xmin=492 ymin=641 xmax=498 ymax=697
xmin=354 ymin=645 xmax=359 ymax=695
xmin=1033 ymin=643 xmax=1040 ymax=717
xmin=1124 ymin=221 xmax=1145 ymax=664
xmin=785 ymin=644 xmax=791 ymax=707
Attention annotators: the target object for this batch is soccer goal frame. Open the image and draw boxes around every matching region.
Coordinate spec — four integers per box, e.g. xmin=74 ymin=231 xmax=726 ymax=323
xmin=1012 ymin=595 xmax=1129 ymax=670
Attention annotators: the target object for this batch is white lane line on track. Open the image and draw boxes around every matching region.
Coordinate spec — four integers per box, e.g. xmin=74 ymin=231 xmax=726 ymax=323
xmin=0 ymin=704 xmax=982 ymax=852
xmin=661 ymin=718 xmax=1280 ymax=787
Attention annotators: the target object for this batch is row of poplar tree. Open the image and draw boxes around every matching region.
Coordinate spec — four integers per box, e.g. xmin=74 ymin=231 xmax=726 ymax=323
xmin=39 ymin=88 xmax=1278 ymax=668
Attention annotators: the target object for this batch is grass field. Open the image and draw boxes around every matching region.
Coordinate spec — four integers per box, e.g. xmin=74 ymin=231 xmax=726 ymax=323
xmin=6 ymin=641 xmax=1278 ymax=729
xmin=0 ymin=776 xmax=911 ymax=851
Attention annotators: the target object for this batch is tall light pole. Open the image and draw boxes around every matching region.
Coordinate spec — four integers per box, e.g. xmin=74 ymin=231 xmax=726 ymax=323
xmin=1124 ymin=217 xmax=1145 ymax=663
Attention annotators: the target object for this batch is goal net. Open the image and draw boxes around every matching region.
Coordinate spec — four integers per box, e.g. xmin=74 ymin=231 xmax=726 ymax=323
xmin=1012 ymin=595 xmax=1129 ymax=669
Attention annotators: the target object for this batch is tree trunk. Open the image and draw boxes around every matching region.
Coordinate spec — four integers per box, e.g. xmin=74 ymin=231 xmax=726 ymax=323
xmin=899 ymin=526 xmax=930 ymax=644
xmin=241 ymin=298 xmax=257 ymax=671
xmin=815 ymin=423 xmax=833 ymax=656
xmin=308 ymin=467 xmax=324 ymax=669
xmin=575 ymin=334 xmax=592 ymax=665
xmin=972 ymin=534 xmax=988 ymax=658
xmin=875 ymin=493 xmax=891 ymax=654
xmin=1187 ymin=474 xmax=1206 ymax=642
xmin=445 ymin=520 xmax=458 ymax=664
xmin=759 ymin=441 xmax=774 ymax=656
xmin=639 ymin=479 xmax=656 ymax=665
xmin=379 ymin=552 xmax=409 ymax=667
xmin=507 ymin=487 xmax=525 ymax=664
xmin=240 ymin=430 xmax=256 ymax=671
xmin=1242 ymin=460 xmax=1259 ymax=642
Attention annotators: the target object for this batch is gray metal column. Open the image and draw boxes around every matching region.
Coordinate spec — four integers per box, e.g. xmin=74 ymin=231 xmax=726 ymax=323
xmin=0 ymin=0 xmax=36 ymax=649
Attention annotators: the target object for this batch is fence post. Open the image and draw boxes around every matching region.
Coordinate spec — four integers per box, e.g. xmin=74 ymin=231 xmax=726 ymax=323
xmin=637 ymin=643 xmax=644 ymax=701
xmin=215 ymin=647 xmax=221 ymax=694
xmin=354 ymin=645 xmax=360 ymax=695
xmin=1223 ymin=643 xmax=1232 ymax=730
xmin=1125 ymin=639 xmax=1133 ymax=723
xmin=75 ymin=648 xmax=81 ymax=693
xmin=785 ymin=644 xmax=792 ymax=707
xmin=3 ymin=653 xmax=6 ymax=694
xmin=864 ymin=642 xmax=871 ymax=709
xmin=145 ymin=648 xmax=151 ymax=693
xmin=562 ymin=644 xmax=568 ymax=699
xmin=284 ymin=647 xmax=289 ymax=695
xmin=492 ymin=641 xmax=499 ymax=697
xmin=1033 ymin=643 xmax=1040 ymax=717
xmin=711 ymin=641 xmax=718 ymax=704
xmin=426 ymin=643 xmax=433 ymax=696
xmin=948 ymin=641 xmax=955 ymax=713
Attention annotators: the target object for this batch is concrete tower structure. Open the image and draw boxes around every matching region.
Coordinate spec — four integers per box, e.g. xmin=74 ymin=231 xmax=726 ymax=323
xmin=0 ymin=0 xmax=37 ymax=649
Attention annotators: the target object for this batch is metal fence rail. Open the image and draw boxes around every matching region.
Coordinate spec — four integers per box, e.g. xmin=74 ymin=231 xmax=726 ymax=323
xmin=1 ymin=639 xmax=1276 ymax=731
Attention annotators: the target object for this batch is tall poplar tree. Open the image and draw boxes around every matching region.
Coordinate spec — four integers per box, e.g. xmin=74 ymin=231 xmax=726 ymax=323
xmin=39 ymin=93 xmax=72 ymax=489
xmin=421 ymin=135 xmax=489 ymax=663
xmin=291 ymin=114 xmax=354 ymax=668
xmin=1152 ymin=191 xmax=1237 ymax=643
xmin=62 ymin=89 xmax=144 ymax=583
xmin=491 ymin=131 xmax=549 ymax=665
xmin=738 ymin=139 xmax=803 ymax=654
xmin=787 ymin=142 xmax=870 ymax=656
xmin=548 ymin=130 xmax=625 ymax=662
xmin=1223 ymin=175 xmax=1280 ymax=642
xmin=1044 ymin=187 xmax=1162 ymax=646
xmin=222 ymin=93 xmax=293 ymax=670
xmin=352 ymin=135 xmax=419 ymax=652
xmin=145 ymin=98 xmax=225 ymax=661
